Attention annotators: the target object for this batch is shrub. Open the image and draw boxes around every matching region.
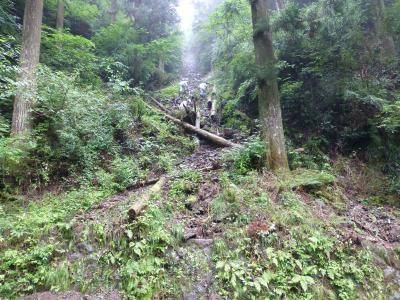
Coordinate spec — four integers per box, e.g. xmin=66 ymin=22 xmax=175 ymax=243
xmin=0 ymin=135 xmax=36 ymax=190
xmin=41 ymin=27 xmax=99 ymax=85
xmin=223 ymin=136 xmax=266 ymax=175
xmin=30 ymin=66 xmax=140 ymax=185
xmin=110 ymin=157 xmax=141 ymax=191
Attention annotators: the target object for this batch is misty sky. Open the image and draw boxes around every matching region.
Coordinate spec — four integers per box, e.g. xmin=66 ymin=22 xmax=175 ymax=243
xmin=177 ymin=0 xmax=195 ymax=37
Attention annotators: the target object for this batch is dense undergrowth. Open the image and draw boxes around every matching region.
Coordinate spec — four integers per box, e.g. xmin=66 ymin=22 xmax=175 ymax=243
xmin=0 ymin=101 xmax=195 ymax=297
xmin=2 ymin=135 xmax=399 ymax=299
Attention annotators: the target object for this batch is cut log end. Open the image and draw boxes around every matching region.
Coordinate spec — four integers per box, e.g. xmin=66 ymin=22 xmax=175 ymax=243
xmin=128 ymin=200 xmax=148 ymax=221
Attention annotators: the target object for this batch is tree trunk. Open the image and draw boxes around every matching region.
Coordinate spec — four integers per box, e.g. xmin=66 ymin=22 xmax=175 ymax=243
xmin=158 ymin=57 xmax=165 ymax=73
xmin=375 ymin=0 xmax=396 ymax=57
xmin=250 ymin=0 xmax=289 ymax=171
xmin=11 ymin=0 xmax=44 ymax=135
xmin=56 ymin=0 xmax=64 ymax=30
xmin=127 ymin=177 xmax=166 ymax=221
xmin=127 ymin=0 xmax=142 ymax=22
xmin=275 ymin=0 xmax=284 ymax=11
xmin=110 ymin=0 xmax=118 ymax=23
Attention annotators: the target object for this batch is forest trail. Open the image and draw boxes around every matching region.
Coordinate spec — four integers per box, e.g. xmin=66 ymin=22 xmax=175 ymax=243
xmin=19 ymin=72 xmax=400 ymax=300
xmin=163 ymin=144 xmax=224 ymax=300
xmin=19 ymin=144 xmax=226 ymax=300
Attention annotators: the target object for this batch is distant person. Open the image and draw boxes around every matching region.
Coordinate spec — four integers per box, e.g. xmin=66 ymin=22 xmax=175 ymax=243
xmin=179 ymin=80 xmax=189 ymax=96
xmin=207 ymin=86 xmax=217 ymax=110
xmin=199 ymin=82 xmax=207 ymax=99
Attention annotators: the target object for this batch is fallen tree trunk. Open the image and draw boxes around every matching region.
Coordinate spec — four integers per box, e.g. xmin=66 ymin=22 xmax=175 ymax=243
xmin=128 ymin=200 xmax=148 ymax=221
xmin=147 ymin=96 xmax=236 ymax=147
xmin=127 ymin=177 xmax=166 ymax=221
xmin=127 ymin=177 xmax=160 ymax=190
xmin=164 ymin=112 xmax=235 ymax=147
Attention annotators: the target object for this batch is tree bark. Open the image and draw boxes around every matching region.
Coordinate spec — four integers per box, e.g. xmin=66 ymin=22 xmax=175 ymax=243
xmin=56 ymin=0 xmax=64 ymax=30
xmin=11 ymin=0 xmax=44 ymax=135
xmin=110 ymin=0 xmax=118 ymax=23
xmin=275 ymin=0 xmax=284 ymax=11
xmin=250 ymin=0 xmax=289 ymax=171
xmin=158 ymin=57 xmax=165 ymax=73
xmin=375 ymin=0 xmax=396 ymax=57
xmin=127 ymin=177 xmax=166 ymax=221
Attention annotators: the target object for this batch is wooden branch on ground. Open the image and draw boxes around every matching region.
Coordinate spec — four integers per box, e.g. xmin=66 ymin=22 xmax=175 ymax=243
xmin=146 ymin=96 xmax=236 ymax=148
xmin=128 ymin=201 xmax=148 ymax=221
xmin=127 ymin=177 xmax=166 ymax=221
xmin=127 ymin=177 xmax=160 ymax=190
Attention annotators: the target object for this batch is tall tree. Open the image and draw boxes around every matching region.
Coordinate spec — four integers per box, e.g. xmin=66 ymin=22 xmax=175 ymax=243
xmin=110 ymin=0 xmax=118 ymax=23
xmin=375 ymin=0 xmax=396 ymax=56
xmin=250 ymin=0 xmax=288 ymax=171
xmin=11 ymin=0 xmax=44 ymax=135
xmin=56 ymin=0 xmax=65 ymax=30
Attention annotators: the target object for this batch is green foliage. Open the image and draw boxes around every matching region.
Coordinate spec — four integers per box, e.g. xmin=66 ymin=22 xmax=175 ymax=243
xmin=93 ymin=17 xmax=181 ymax=87
xmin=41 ymin=27 xmax=98 ymax=84
xmin=102 ymin=204 xmax=173 ymax=298
xmin=109 ymin=157 xmax=142 ymax=191
xmin=213 ymin=229 xmax=383 ymax=299
xmin=281 ymin=169 xmax=336 ymax=190
xmin=0 ymin=188 xmax=111 ymax=298
xmin=194 ymin=0 xmax=400 ymax=169
xmin=381 ymin=97 xmax=400 ymax=133
xmin=209 ymin=173 xmax=383 ymax=300
xmin=155 ymin=83 xmax=180 ymax=99
xmin=34 ymin=67 xmax=120 ymax=182
xmin=0 ymin=35 xmax=18 ymax=120
xmin=66 ymin=0 xmax=100 ymax=23
xmin=287 ymin=138 xmax=332 ymax=171
xmin=169 ymin=169 xmax=202 ymax=202
xmin=0 ymin=135 xmax=36 ymax=190
xmin=223 ymin=137 xmax=266 ymax=175
xmin=0 ymin=0 xmax=18 ymax=35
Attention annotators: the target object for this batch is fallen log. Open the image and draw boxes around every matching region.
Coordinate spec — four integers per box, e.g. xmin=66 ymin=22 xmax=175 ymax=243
xmin=127 ymin=177 xmax=166 ymax=221
xmin=127 ymin=200 xmax=148 ymax=221
xmin=146 ymin=96 xmax=236 ymax=147
xmin=127 ymin=177 xmax=160 ymax=190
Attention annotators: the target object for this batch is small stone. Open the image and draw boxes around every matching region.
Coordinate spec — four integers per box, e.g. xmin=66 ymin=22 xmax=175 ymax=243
xmin=184 ymin=228 xmax=197 ymax=241
xmin=384 ymin=266 xmax=396 ymax=278
xmin=77 ymin=242 xmax=94 ymax=254
xmin=390 ymin=291 xmax=400 ymax=300
xmin=188 ymin=239 xmax=213 ymax=248
xmin=68 ymin=252 xmax=82 ymax=261
xmin=211 ymin=176 xmax=219 ymax=183
xmin=209 ymin=293 xmax=224 ymax=300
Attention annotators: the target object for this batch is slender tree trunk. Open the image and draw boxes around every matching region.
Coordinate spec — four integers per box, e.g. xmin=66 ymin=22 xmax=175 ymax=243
xmin=11 ymin=0 xmax=44 ymax=135
xmin=127 ymin=0 xmax=142 ymax=22
xmin=56 ymin=0 xmax=64 ymax=30
xmin=375 ymin=0 xmax=396 ymax=56
xmin=158 ymin=58 xmax=165 ymax=73
xmin=110 ymin=0 xmax=118 ymax=23
xmin=250 ymin=0 xmax=289 ymax=171
xmin=275 ymin=0 xmax=284 ymax=11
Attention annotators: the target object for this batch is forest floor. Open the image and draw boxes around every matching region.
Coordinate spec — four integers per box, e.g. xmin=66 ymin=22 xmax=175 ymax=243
xmin=19 ymin=142 xmax=400 ymax=300
xmin=5 ymin=70 xmax=400 ymax=299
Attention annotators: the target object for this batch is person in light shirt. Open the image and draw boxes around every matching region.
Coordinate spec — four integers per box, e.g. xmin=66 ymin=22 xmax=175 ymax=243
xmin=179 ymin=80 xmax=189 ymax=96
xmin=198 ymin=82 xmax=207 ymax=99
